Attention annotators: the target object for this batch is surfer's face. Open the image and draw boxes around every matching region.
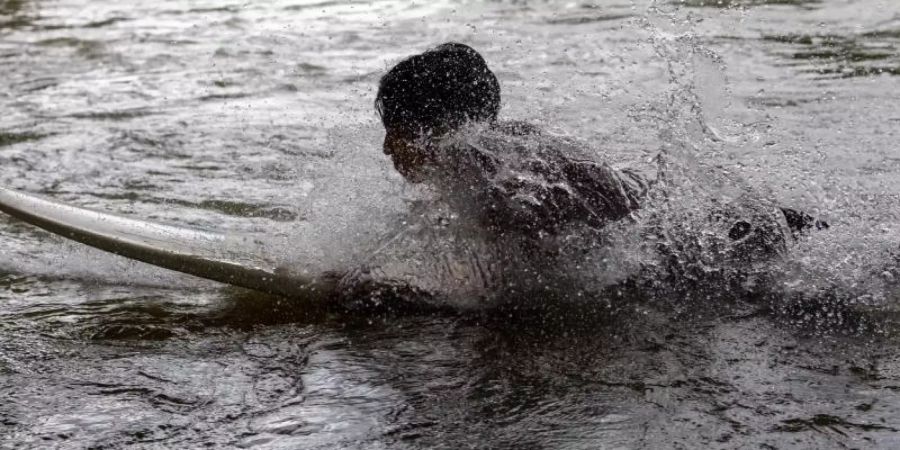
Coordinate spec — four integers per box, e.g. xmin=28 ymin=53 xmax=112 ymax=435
xmin=382 ymin=129 xmax=431 ymax=183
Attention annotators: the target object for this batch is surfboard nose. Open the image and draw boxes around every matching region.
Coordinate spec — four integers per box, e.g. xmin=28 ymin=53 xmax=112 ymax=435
xmin=0 ymin=186 xmax=329 ymax=299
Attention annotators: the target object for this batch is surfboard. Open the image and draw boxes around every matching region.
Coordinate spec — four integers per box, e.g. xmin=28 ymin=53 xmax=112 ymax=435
xmin=0 ymin=187 xmax=337 ymax=298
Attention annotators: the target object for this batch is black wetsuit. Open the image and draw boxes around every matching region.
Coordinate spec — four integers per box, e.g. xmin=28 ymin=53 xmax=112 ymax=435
xmin=423 ymin=121 xmax=826 ymax=249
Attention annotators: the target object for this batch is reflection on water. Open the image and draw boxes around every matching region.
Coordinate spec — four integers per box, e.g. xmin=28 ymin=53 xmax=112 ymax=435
xmin=678 ymin=0 xmax=822 ymax=8
xmin=0 ymin=0 xmax=30 ymax=30
xmin=2 ymin=0 xmax=900 ymax=448
xmin=0 ymin=131 xmax=44 ymax=147
xmin=765 ymin=32 xmax=900 ymax=79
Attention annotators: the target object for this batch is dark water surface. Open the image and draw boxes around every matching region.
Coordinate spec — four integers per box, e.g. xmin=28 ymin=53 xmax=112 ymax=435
xmin=3 ymin=0 xmax=900 ymax=448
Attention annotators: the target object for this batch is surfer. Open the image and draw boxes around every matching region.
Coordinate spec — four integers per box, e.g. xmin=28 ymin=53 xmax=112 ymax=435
xmin=375 ymin=43 xmax=826 ymax=250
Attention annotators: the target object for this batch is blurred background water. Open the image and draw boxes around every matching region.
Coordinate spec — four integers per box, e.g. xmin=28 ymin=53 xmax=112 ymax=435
xmin=2 ymin=0 xmax=900 ymax=448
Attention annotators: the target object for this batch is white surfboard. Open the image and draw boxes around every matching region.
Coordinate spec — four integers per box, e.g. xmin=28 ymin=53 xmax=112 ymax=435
xmin=0 ymin=187 xmax=337 ymax=298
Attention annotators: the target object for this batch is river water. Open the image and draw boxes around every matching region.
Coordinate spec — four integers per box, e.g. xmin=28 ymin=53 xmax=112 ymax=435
xmin=2 ymin=0 xmax=900 ymax=448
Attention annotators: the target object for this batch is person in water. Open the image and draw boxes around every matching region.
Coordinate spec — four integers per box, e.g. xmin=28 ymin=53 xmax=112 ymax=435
xmin=375 ymin=43 xmax=825 ymax=255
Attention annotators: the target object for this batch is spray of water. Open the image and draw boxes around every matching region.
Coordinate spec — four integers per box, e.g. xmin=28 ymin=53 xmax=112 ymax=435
xmin=273 ymin=3 xmax=900 ymax=324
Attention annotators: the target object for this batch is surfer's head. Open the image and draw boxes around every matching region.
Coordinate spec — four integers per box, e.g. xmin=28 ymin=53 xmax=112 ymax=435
xmin=376 ymin=42 xmax=501 ymax=182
